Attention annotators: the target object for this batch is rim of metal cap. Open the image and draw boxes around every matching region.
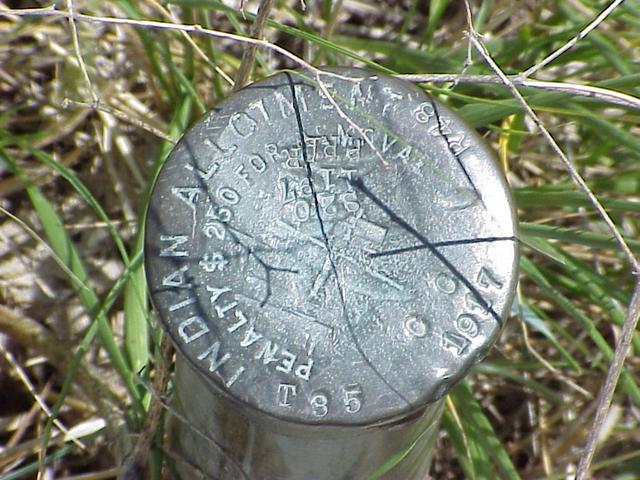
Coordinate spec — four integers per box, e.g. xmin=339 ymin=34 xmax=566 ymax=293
xmin=145 ymin=68 xmax=517 ymax=425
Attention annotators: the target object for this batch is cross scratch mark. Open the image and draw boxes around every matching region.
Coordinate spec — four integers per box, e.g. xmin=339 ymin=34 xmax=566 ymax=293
xmin=286 ymin=72 xmax=412 ymax=407
xmin=350 ymin=176 xmax=503 ymax=326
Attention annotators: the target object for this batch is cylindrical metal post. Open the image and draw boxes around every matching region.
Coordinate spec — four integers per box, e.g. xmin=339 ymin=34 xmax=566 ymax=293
xmin=145 ymin=68 xmax=518 ymax=479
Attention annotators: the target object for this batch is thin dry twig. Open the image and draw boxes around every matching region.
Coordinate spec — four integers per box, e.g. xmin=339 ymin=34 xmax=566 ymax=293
xmin=4 ymin=3 xmax=638 ymax=478
xmin=0 ymin=6 xmax=353 ymax=84
xmin=138 ymin=374 xmax=250 ymax=479
xmin=118 ymin=339 xmax=172 ymax=480
xmin=0 ymin=206 xmax=95 ymax=296
xmin=519 ymin=312 xmax=591 ymax=399
xmin=520 ymin=0 xmax=626 ymax=78
xmin=0 ymin=303 xmax=127 ymax=423
xmin=2 ymin=6 xmax=384 ymax=173
xmin=0 ymin=430 xmax=65 ymax=473
xmin=144 ymin=0 xmax=234 ymax=86
xmin=397 ymin=74 xmax=640 ymax=111
xmin=62 ymin=99 xmax=176 ymax=144
xmin=0 ymin=343 xmax=85 ymax=449
xmin=575 ymin=282 xmax=640 ymax=479
xmin=234 ymin=0 xmax=274 ymax=91
xmin=65 ymin=0 xmax=98 ymax=103
xmin=0 ymin=302 xmax=133 ymax=470
xmin=4 ymin=383 xmax=50 ymax=453
xmin=462 ymin=3 xmax=639 ymax=275
xmin=461 ymin=3 xmax=640 ymax=479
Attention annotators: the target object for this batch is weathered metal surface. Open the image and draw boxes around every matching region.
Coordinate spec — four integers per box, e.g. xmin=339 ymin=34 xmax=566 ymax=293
xmin=145 ymin=67 xmax=518 ymax=479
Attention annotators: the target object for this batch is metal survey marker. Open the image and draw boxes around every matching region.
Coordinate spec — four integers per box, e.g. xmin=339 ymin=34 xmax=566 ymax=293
xmin=144 ymin=67 xmax=518 ymax=478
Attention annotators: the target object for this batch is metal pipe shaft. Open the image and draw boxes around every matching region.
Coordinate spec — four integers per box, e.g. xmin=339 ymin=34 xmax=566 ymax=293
xmin=170 ymin=356 xmax=442 ymax=479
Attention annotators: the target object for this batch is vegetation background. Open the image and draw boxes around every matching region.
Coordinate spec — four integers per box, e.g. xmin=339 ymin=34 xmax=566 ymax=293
xmin=0 ymin=0 xmax=639 ymax=478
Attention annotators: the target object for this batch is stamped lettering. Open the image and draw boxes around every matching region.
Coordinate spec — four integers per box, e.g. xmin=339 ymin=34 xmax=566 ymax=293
xmin=225 ymin=366 xmax=246 ymax=387
xmin=295 ymin=359 xmax=314 ymax=381
xmin=240 ymin=325 xmax=263 ymax=347
xmin=465 ymin=291 xmax=492 ymax=314
xmin=442 ymin=330 xmax=470 ymax=356
xmin=435 ymin=272 xmax=458 ymax=295
xmin=185 ymin=160 xmax=219 ymax=181
xmin=197 ymin=341 xmax=231 ymax=372
xmin=248 ymin=98 xmax=270 ymax=122
xmin=203 ymin=222 xmax=226 ymax=241
xmin=169 ymin=296 xmax=196 ymax=312
xmin=162 ymin=266 xmax=191 ymax=288
xmin=255 ymin=340 xmax=278 ymax=364
xmin=311 ymin=392 xmax=329 ymax=417
xmin=278 ymin=383 xmax=297 ymax=407
xmin=477 ymin=266 xmax=503 ymax=290
xmin=159 ymin=235 xmax=189 ymax=257
xmin=206 ymin=286 xmax=237 ymax=318
xmin=203 ymin=138 xmax=237 ymax=157
xmin=229 ymin=111 xmax=257 ymax=138
xmin=404 ymin=314 xmax=427 ymax=338
xmin=172 ymin=187 xmax=200 ymax=210
xmin=199 ymin=252 xmax=228 ymax=273
xmin=227 ymin=309 xmax=249 ymax=333
xmin=249 ymin=154 xmax=268 ymax=173
xmin=343 ymin=384 xmax=363 ymax=413
xmin=455 ymin=313 xmax=479 ymax=338
xmin=178 ymin=316 xmax=209 ymax=344
xmin=414 ymin=102 xmax=435 ymax=124
xmin=276 ymin=349 xmax=297 ymax=374
xmin=217 ymin=186 xmax=241 ymax=205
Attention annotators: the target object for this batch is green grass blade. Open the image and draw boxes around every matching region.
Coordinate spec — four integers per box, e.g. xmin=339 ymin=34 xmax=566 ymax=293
xmin=113 ymin=0 xmax=176 ymax=105
xmin=458 ymin=74 xmax=640 ymax=128
xmin=44 ymin=250 xmax=145 ymax=454
xmin=23 ymin=145 xmax=130 ymax=264
xmin=534 ymin=242 xmax=638 ymax=353
xmin=0 ymin=150 xmax=142 ymax=410
xmin=224 ymin=8 xmax=270 ymax=73
xmin=123 ymin=245 xmax=150 ymax=383
xmin=441 ymin=410 xmax=475 ymax=478
xmin=368 ymin=414 xmax=440 ymax=479
xmin=521 ymin=256 xmax=640 ymax=406
xmin=447 ymin=381 xmax=521 ymax=480
xmin=557 ymin=2 xmax=634 ymax=78
xmin=518 ymin=300 xmax=581 ymax=371
xmin=123 ymin=95 xmax=193 ymax=390
xmin=473 ymin=363 xmax=562 ymax=401
xmin=114 ymin=0 xmax=206 ymax=113
xmin=422 ymin=0 xmax=450 ymax=47
xmin=198 ymin=9 xmax=226 ymax=99
xmin=515 ymin=188 xmax=640 ymax=213
xmin=473 ymin=0 xmax=495 ymax=32
xmin=0 ymin=444 xmax=76 ymax=480
xmin=168 ymin=0 xmax=393 ymax=73
xmin=520 ymin=222 xmax=640 ymax=253
xmin=520 ymin=234 xmax=567 ymax=265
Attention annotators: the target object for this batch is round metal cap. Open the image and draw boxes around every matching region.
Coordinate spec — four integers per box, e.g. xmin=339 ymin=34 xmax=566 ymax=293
xmin=144 ymin=68 xmax=518 ymax=427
